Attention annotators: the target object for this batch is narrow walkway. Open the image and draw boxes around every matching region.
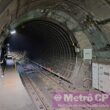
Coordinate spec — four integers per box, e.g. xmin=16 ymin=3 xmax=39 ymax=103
xmin=0 ymin=68 xmax=36 ymax=110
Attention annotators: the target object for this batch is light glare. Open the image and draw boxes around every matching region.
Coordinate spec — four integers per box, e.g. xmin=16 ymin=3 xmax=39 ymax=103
xmin=10 ymin=30 xmax=16 ymax=35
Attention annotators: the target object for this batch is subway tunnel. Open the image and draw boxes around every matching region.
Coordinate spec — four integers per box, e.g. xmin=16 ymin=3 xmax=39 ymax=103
xmin=0 ymin=0 xmax=110 ymax=110
xmin=9 ymin=19 xmax=77 ymax=79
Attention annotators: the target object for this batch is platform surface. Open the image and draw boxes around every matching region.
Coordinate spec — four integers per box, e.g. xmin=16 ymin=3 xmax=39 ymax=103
xmin=0 ymin=68 xmax=36 ymax=110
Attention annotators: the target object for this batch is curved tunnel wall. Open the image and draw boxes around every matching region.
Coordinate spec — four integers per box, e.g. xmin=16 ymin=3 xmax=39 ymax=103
xmin=10 ymin=19 xmax=76 ymax=80
xmin=1 ymin=0 xmax=94 ymax=87
xmin=0 ymin=0 xmax=109 ymax=88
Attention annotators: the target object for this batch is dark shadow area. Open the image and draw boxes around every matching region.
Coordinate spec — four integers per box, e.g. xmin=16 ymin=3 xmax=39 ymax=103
xmin=9 ymin=20 xmax=76 ymax=78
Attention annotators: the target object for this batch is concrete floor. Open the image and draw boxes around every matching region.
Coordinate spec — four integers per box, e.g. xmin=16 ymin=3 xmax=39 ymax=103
xmin=0 ymin=68 xmax=36 ymax=110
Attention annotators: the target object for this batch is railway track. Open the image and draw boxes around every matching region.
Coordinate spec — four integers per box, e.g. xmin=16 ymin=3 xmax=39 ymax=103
xmin=29 ymin=62 xmax=75 ymax=92
xmin=26 ymin=60 xmax=73 ymax=91
xmin=37 ymin=68 xmax=70 ymax=92
xmin=19 ymin=64 xmax=74 ymax=110
xmin=21 ymin=74 xmax=49 ymax=110
xmin=18 ymin=61 xmax=93 ymax=110
xmin=30 ymin=67 xmax=76 ymax=110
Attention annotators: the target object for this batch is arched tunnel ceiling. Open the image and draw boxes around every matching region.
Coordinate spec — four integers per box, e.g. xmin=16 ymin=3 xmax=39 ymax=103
xmin=0 ymin=0 xmax=110 ymax=31
xmin=0 ymin=0 xmax=110 ymax=58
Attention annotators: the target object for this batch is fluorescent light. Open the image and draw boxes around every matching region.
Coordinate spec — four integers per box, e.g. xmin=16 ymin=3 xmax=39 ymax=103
xmin=10 ymin=30 xmax=16 ymax=35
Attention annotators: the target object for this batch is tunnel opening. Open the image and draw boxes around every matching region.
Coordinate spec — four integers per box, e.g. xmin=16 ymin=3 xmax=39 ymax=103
xmin=9 ymin=19 xmax=76 ymax=79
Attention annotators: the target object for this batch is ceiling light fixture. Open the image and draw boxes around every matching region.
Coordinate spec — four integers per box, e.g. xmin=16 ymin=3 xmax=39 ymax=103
xmin=10 ymin=30 xmax=16 ymax=35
